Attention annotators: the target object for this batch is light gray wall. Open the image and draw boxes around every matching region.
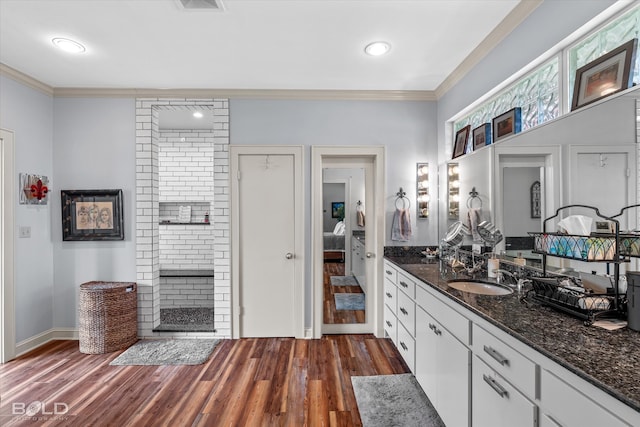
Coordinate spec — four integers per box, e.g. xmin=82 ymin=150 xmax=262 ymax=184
xmin=0 ymin=76 xmax=54 ymax=343
xmin=230 ymin=99 xmax=439 ymax=246
xmin=52 ymin=97 xmax=137 ymax=329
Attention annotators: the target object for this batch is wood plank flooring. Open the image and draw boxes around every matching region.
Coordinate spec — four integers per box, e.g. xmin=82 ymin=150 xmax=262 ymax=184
xmin=0 ymin=335 xmax=409 ymax=426
xmin=323 ymin=262 xmax=365 ymax=324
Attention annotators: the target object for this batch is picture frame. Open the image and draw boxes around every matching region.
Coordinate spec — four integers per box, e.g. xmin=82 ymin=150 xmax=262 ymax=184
xmin=492 ymin=107 xmax=522 ymax=143
xmin=61 ymin=189 xmax=124 ymax=241
xmin=530 ymin=180 xmax=541 ymax=218
xmin=331 ymin=202 xmax=345 ymax=219
xmin=472 ymin=123 xmax=491 ymax=150
xmin=452 ymin=125 xmax=471 ymax=159
xmin=571 ymin=38 xmax=637 ymax=111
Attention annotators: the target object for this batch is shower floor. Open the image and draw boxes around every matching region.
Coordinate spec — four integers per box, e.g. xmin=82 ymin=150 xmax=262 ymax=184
xmin=155 ymin=307 xmax=215 ymax=332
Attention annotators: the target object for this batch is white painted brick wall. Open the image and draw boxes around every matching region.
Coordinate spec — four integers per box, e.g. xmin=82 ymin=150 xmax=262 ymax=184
xmin=160 ymin=276 xmax=214 ymax=309
xmin=136 ymin=98 xmax=230 ymax=338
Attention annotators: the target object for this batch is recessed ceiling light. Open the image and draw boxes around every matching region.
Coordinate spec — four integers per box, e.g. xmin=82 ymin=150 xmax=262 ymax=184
xmin=193 ymin=111 xmax=204 ymax=118
xmin=364 ymin=41 xmax=391 ymax=56
xmin=52 ymin=38 xmax=86 ymax=54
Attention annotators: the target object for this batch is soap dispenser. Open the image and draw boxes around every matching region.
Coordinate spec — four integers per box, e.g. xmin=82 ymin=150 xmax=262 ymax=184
xmin=514 ymin=252 xmax=526 ymax=266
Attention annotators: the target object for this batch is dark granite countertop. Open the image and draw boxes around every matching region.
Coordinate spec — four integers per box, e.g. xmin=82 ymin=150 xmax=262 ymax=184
xmin=384 ymin=256 xmax=640 ymax=412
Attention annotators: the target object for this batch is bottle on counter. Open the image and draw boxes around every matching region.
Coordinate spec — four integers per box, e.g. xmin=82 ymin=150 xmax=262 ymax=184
xmin=204 ymin=212 xmax=209 ymax=223
xmin=514 ymin=252 xmax=526 ymax=266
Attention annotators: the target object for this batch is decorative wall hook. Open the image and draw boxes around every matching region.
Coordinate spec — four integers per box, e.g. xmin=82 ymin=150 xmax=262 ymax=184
xmin=19 ymin=173 xmax=50 ymax=205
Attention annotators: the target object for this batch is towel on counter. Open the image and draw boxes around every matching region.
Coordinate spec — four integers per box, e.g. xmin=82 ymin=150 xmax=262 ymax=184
xmin=357 ymin=210 xmax=365 ymax=227
xmin=467 ymin=208 xmax=482 ymax=241
xmin=391 ymin=208 xmax=412 ymax=241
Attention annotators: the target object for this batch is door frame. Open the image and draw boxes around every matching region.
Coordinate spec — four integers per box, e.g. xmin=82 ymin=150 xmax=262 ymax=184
xmin=230 ymin=145 xmax=305 ymax=339
xmin=1 ymin=129 xmax=16 ymax=363
xmin=311 ymin=146 xmax=385 ymax=338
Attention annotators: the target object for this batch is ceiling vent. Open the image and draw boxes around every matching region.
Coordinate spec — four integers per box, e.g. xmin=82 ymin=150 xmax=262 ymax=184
xmin=176 ymin=0 xmax=225 ymax=11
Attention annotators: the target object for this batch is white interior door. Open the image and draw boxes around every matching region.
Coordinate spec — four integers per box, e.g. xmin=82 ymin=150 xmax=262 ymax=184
xmin=231 ymin=146 xmax=303 ymax=338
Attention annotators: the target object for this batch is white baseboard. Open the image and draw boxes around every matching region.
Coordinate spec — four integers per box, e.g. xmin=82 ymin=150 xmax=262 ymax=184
xmin=15 ymin=328 xmax=78 ymax=357
xmin=304 ymin=328 xmax=313 ymax=339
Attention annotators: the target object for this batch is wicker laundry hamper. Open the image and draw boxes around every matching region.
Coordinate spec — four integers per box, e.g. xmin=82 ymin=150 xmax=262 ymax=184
xmin=79 ymin=281 xmax=138 ymax=354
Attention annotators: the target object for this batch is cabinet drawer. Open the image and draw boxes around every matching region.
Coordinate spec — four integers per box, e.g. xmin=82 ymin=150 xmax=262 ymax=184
xmin=416 ymin=285 xmax=469 ymax=344
xmin=397 ymin=290 xmax=416 ymax=336
xmin=540 ymin=369 xmax=629 ymax=427
xmin=397 ymin=322 xmax=415 ymax=372
xmin=384 ymin=278 xmax=397 ymax=312
xmin=472 ymin=354 xmax=536 ymax=427
xmin=384 ymin=305 xmax=397 ymax=344
xmin=397 ymin=271 xmax=416 ymax=299
xmin=473 ymin=324 xmax=537 ymax=399
xmin=383 ymin=261 xmax=398 ymax=283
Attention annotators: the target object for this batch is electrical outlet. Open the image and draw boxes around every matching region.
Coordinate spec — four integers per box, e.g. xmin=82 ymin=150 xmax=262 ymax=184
xmin=19 ymin=226 xmax=31 ymax=238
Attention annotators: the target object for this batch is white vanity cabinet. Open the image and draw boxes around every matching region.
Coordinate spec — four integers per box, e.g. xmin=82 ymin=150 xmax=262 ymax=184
xmin=415 ymin=303 xmax=470 ymax=427
xmin=351 ymin=236 xmax=366 ymax=291
xmin=383 ymin=261 xmax=416 ymax=371
xmin=472 ymin=354 xmax=537 ymax=427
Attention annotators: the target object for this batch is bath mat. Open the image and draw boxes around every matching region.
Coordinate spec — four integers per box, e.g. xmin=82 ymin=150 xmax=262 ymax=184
xmin=334 ymin=293 xmax=365 ymax=310
xmin=330 ymin=275 xmax=360 ymax=287
xmin=352 ymin=374 xmax=445 ymax=427
xmin=109 ymin=339 xmax=220 ymax=366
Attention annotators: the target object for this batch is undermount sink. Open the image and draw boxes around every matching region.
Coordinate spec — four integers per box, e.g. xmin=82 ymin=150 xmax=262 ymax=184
xmin=447 ymin=280 xmax=514 ymax=296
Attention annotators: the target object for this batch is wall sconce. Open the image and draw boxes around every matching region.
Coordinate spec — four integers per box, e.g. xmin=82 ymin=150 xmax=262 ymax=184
xmin=448 ymin=163 xmax=459 ymax=219
xmin=417 ymin=163 xmax=429 ymax=218
xmin=19 ymin=173 xmax=50 ymax=205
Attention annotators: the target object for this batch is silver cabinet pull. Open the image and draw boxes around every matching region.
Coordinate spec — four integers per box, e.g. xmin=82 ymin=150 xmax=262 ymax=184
xmin=400 ymin=341 xmax=408 ymax=351
xmin=385 ymin=270 xmax=392 ymax=275
xmin=483 ymin=374 xmax=508 ymax=398
xmin=400 ymin=307 xmax=408 ymax=315
xmin=429 ymin=323 xmax=436 ymax=331
xmin=399 ymin=281 xmax=409 ymax=288
xmin=285 ymin=253 xmax=293 ymax=259
xmin=386 ymin=320 xmax=392 ymax=327
xmin=484 ymin=345 xmax=509 ymax=366
xmin=385 ymin=292 xmax=393 ymax=298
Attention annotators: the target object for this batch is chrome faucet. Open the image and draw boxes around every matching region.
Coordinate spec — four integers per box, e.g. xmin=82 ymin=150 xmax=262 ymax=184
xmin=494 ymin=269 xmax=531 ymax=292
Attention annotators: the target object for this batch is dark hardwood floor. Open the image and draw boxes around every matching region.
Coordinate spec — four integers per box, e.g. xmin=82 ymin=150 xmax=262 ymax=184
xmin=0 ymin=335 xmax=409 ymax=426
xmin=323 ymin=262 xmax=365 ymax=324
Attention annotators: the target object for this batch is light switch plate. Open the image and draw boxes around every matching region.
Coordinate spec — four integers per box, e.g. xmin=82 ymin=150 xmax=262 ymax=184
xmin=19 ymin=226 xmax=31 ymax=238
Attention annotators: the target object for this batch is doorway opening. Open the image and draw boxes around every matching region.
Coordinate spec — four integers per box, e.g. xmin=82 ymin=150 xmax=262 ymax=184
xmin=312 ymin=146 xmax=385 ymax=338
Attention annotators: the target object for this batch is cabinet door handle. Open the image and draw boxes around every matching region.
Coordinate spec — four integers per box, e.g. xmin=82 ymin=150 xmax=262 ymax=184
xmin=484 ymin=345 xmax=509 ymax=366
xmin=434 ymin=327 xmax=442 ymax=336
xmin=385 ymin=270 xmax=393 ymax=276
xmin=483 ymin=374 xmax=508 ymax=398
xmin=399 ymin=281 xmax=409 ymax=288
xmin=400 ymin=307 xmax=408 ymax=315
xmin=386 ymin=292 xmax=393 ymax=298
xmin=386 ymin=320 xmax=392 ymax=327
xmin=428 ymin=323 xmax=436 ymax=331
xmin=400 ymin=341 xmax=408 ymax=351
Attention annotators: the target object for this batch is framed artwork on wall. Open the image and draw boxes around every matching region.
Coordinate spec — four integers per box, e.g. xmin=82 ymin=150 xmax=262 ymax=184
xmin=472 ymin=123 xmax=491 ymax=150
xmin=331 ymin=202 xmax=345 ymax=219
xmin=452 ymin=125 xmax=471 ymax=159
xmin=492 ymin=107 xmax=522 ymax=143
xmin=61 ymin=189 xmax=124 ymax=241
xmin=571 ymin=38 xmax=637 ymax=111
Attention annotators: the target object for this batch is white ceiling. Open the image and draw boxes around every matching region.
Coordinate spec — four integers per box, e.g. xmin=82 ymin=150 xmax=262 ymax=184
xmin=0 ymin=0 xmax=526 ymax=93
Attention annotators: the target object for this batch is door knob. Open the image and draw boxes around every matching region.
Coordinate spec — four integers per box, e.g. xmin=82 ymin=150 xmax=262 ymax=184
xmin=366 ymin=252 xmax=374 ymax=258
xmin=285 ymin=253 xmax=294 ymax=259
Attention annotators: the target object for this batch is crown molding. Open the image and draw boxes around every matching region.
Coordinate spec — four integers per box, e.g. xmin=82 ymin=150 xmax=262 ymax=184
xmin=0 ymin=63 xmax=54 ymax=96
xmin=52 ymin=87 xmax=436 ymax=101
xmin=434 ymin=0 xmax=543 ymax=99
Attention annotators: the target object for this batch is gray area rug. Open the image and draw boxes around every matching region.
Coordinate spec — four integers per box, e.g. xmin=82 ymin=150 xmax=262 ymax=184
xmin=330 ymin=275 xmax=360 ymax=287
xmin=352 ymin=374 xmax=445 ymax=427
xmin=334 ymin=293 xmax=365 ymax=310
xmin=109 ymin=339 xmax=220 ymax=366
